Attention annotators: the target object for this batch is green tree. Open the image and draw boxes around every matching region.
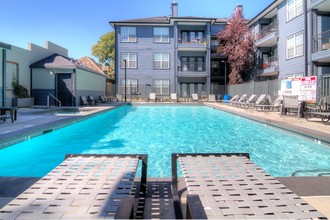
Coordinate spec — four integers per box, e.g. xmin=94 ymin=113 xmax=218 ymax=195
xmin=91 ymin=31 xmax=115 ymax=66
xmin=217 ymin=7 xmax=254 ymax=84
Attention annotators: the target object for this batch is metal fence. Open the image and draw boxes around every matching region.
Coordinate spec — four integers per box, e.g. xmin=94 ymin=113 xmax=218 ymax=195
xmin=227 ymin=79 xmax=279 ymax=100
xmin=318 ymin=73 xmax=330 ymax=97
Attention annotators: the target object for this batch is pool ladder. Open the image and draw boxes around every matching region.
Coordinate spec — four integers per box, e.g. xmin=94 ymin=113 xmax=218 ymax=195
xmin=292 ymin=169 xmax=330 ymax=176
xmin=47 ymin=93 xmax=61 ymax=108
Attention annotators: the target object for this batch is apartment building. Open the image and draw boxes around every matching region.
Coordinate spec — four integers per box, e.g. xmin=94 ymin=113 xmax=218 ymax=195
xmin=249 ymin=0 xmax=330 ymax=83
xmin=110 ymin=2 xmax=229 ymax=100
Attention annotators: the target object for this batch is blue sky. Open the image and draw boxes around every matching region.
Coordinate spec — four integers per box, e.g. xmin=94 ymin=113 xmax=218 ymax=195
xmin=1 ymin=0 xmax=274 ymax=60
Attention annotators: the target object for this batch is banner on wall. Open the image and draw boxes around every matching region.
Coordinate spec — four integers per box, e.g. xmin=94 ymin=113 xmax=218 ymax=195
xmin=280 ymin=76 xmax=317 ymax=102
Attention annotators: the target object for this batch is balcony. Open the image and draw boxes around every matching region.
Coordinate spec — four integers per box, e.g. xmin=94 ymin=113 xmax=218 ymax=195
xmin=254 ymin=19 xmax=278 ymax=47
xmin=312 ymin=30 xmax=330 ymax=63
xmin=178 ymin=61 xmax=207 ymax=77
xmin=257 ymin=55 xmax=279 ymax=77
xmin=177 ymin=34 xmax=207 ymax=51
xmin=310 ymin=0 xmax=330 ymax=11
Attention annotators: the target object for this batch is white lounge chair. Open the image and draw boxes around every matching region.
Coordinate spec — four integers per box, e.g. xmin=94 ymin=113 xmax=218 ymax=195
xmin=192 ymin=93 xmax=199 ymax=102
xmin=149 ymin=93 xmax=156 ymax=102
xmin=208 ymin=94 xmax=216 ymax=102
xmin=170 ymin=93 xmax=178 ymax=102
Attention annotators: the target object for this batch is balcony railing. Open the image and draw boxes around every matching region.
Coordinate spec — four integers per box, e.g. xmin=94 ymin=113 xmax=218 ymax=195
xmin=178 ymin=61 xmax=206 ymax=72
xmin=260 ymin=55 xmax=278 ymax=69
xmin=178 ymin=34 xmax=206 ymax=45
xmin=255 ymin=19 xmax=278 ymax=41
xmin=312 ymin=30 xmax=330 ymax=53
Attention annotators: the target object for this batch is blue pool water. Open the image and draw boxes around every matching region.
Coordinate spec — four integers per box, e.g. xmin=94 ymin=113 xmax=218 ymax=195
xmin=0 ymin=105 xmax=330 ymax=177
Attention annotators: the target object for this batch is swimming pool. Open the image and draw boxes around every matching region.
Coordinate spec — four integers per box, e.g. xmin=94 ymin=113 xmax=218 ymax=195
xmin=0 ymin=105 xmax=329 ymax=177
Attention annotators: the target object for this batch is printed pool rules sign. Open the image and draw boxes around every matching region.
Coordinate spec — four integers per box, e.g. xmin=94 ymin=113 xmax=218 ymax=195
xmin=280 ymin=76 xmax=317 ymax=102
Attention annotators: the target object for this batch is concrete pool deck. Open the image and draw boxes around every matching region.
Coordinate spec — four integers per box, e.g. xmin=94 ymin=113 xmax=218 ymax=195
xmin=0 ymin=101 xmax=330 ymax=218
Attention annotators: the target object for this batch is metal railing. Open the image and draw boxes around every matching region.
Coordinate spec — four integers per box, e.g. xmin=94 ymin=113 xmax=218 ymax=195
xmin=47 ymin=93 xmax=61 ymax=108
xmin=178 ymin=34 xmax=206 ymax=45
xmin=255 ymin=19 xmax=278 ymax=41
xmin=261 ymin=55 xmax=278 ymax=69
xmin=312 ymin=30 xmax=330 ymax=53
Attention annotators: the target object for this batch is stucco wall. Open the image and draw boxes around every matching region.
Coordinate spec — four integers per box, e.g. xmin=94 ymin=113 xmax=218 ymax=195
xmin=76 ymin=69 xmax=106 ymax=106
xmin=5 ymin=41 xmax=68 ymax=99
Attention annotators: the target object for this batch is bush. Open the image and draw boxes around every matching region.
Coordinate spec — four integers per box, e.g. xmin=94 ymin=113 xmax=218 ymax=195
xmin=12 ymin=80 xmax=29 ymax=98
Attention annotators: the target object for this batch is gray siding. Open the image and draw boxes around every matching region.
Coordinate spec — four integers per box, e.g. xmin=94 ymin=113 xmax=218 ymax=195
xmin=278 ymin=0 xmax=306 ymax=79
xmin=117 ymin=26 xmax=175 ymax=92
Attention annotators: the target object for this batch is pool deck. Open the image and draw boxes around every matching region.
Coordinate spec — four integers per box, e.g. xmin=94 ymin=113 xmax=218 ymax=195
xmin=0 ymin=101 xmax=330 ymax=218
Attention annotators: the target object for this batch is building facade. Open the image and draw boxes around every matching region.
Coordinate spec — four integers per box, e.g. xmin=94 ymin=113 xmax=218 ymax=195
xmin=0 ymin=41 xmax=108 ymax=108
xmin=110 ymin=2 xmax=230 ymax=100
xmin=249 ymin=0 xmax=330 ymax=85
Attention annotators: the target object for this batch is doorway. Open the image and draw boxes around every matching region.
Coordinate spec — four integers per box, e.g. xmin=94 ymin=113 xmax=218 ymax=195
xmin=57 ymin=73 xmax=73 ymax=106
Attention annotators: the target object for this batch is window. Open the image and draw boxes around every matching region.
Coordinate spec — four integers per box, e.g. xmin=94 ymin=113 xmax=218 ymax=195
xmin=153 ymin=80 xmax=170 ymax=95
xmin=121 ymin=27 xmax=137 ymax=42
xmin=180 ymin=57 xmax=204 ymax=71
xmin=121 ymin=79 xmax=138 ymax=94
xmin=120 ymin=53 xmax=137 ymax=68
xmin=287 ymin=0 xmax=303 ymax=21
xmin=154 ymin=27 xmax=169 ymax=43
xmin=6 ymin=62 xmax=18 ymax=98
xmin=286 ymin=31 xmax=303 ymax=59
xmin=154 ymin=53 xmax=170 ymax=69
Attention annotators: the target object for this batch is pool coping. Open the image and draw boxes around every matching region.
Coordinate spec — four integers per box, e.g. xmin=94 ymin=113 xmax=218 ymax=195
xmin=0 ymin=103 xmax=129 ymax=149
xmin=205 ymin=102 xmax=330 ymax=145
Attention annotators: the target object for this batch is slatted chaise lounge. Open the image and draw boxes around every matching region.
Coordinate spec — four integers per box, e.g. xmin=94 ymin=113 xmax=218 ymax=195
xmin=0 ymin=154 xmax=148 ymax=219
xmin=172 ymin=153 xmax=325 ymax=219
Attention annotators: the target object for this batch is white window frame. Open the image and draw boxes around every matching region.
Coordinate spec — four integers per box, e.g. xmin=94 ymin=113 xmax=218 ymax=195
xmin=287 ymin=0 xmax=303 ymax=22
xmin=153 ymin=79 xmax=170 ymax=95
xmin=121 ymin=79 xmax=138 ymax=94
xmin=120 ymin=53 xmax=137 ymax=69
xmin=153 ymin=53 xmax=170 ymax=70
xmin=286 ymin=31 xmax=303 ymax=59
xmin=153 ymin=27 xmax=170 ymax=43
xmin=121 ymin=27 xmax=137 ymax=42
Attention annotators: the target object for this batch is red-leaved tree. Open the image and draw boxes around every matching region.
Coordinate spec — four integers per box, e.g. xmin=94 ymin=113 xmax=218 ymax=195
xmin=218 ymin=7 xmax=254 ymax=84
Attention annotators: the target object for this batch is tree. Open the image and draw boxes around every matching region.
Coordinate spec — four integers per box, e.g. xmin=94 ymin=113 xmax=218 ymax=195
xmin=217 ymin=7 xmax=254 ymax=84
xmin=91 ymin=31 xmax=115 ymax=66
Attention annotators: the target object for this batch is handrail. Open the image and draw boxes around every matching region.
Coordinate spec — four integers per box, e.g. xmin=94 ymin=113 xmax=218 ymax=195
xmin=47 ymin=93 xmax=61 ymax=108
xmin=292 ymin=169 xmax=330 ymax=176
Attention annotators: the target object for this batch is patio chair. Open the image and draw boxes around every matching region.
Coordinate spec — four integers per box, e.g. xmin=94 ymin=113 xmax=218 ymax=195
xmin=88 ymin=95 xmax=99 ymax=106
xmin=149 ymin=93 xmax=156 ymax=102
xmin=171 ymin=153 xmax=324 ymax=219
xmin=305 ymin=96 xmax=330 ymax=124
xmin=208 ymin=94 xmax=216 ymax=102
xmin=170 ymin=93 xmax=178 ymax=102
xmin=80 ymin=96 xmax=89 ymax=106
xmin=230 ymin=94 xmax=247 ymax=106
xmin=0 ymin=107 xmax=17 ymax=123
xmin=99 ymin=95 xmax=111 ymax=103
xmin=255 ymin=95 xmax=282 ymax=112
xmin=224 ymin=94 xmax=239 ymax=104
xmin=281 ymin=95 xmax=302 ymax=118
xmin=0 ymin=154 xmax=148 ymax=219
xmin=116 ymin=94 xmax=123 ymax=102
xmin=192 ymin=93 xmax=199 ymax=102
xmin=239 ymin=94 xmax=257 ymax=108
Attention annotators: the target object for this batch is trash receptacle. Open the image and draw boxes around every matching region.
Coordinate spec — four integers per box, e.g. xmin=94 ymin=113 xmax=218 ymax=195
xmin=223 ymin=95 xmax=230 ymax=104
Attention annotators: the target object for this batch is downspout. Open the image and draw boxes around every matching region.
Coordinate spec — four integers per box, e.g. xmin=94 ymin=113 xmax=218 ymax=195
xmin=30 ymin=68 xmax=32 ymax=98
xmin=304 ymin=0 xmax=308 ymax=76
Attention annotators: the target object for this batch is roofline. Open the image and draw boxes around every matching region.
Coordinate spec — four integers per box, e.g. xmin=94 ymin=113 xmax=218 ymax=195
xmin=0 ymin=42 xmax=11 ymax=50
xmin=30 ymin=53 xmax=108 ymax=78
xmin=248 ymin=0 xmax=282 ymax=25
xmin=110 ymin=16 xmax=218 ymax=28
